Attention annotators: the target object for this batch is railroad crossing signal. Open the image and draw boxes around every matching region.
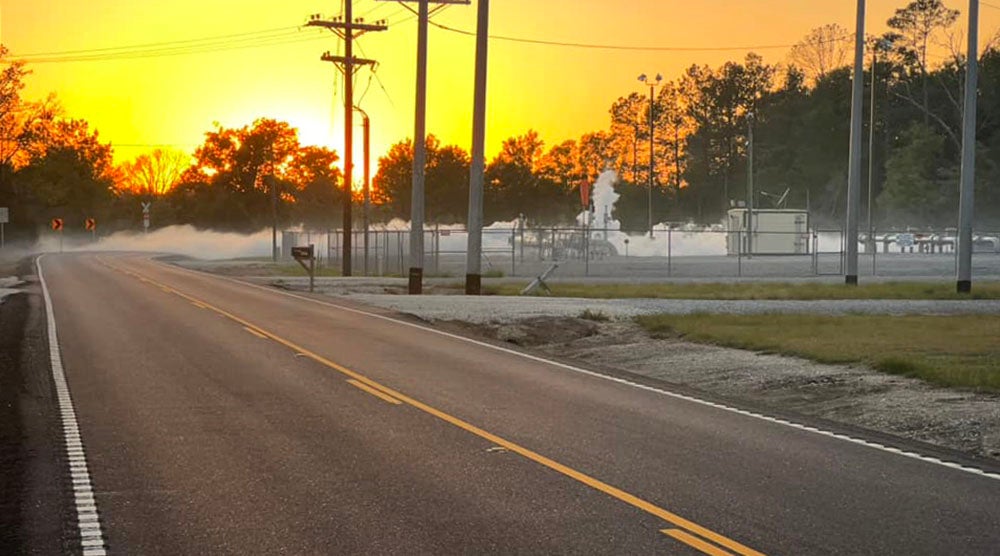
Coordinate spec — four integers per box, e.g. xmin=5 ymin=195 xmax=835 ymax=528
xmin=85 ymin=218 xmax=96 ymax=231
xmin=51 ymin=218 xmax=64 ymax=231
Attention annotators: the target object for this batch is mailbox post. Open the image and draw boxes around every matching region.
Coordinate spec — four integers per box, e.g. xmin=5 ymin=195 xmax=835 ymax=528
xmin=292 ymin=245 xmax=316 ymax=293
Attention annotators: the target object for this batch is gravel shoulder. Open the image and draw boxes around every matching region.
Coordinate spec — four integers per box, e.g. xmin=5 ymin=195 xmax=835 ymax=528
xmin=456 ymin=317 xmax=1000 ymax=462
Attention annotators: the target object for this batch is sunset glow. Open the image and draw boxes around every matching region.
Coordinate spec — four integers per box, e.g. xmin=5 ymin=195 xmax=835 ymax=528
xmin=5 ymin=0 xmax=997 ymax=178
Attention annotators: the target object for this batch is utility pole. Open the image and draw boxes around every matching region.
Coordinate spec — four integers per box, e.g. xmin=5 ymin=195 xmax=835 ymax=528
xmin=382 ymin=0 xmax=469 ymax=294
xmin=956 ymin=0 xmax=979 ymax=294
xmin=465 ymin=0 xmax=490 ymax=295
xmin=746 ymin=113 xmax=754 ymax=256
xmin=306 ymin=8 xmax=387 ymax=277
xmin=638 ymin=73 xmax=662 ymax=238
xmin=845 ymin=0 xmax=866 ymax=286
xmin=867 ymin=37 xmax=891 ymax=257
xmin=867 ymin=39 xmax=878 ymax=257
xmin=355 ymin=105 xmax=371 ymax=276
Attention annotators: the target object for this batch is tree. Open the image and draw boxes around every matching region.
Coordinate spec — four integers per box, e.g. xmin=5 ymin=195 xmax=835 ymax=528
xmin=171 ymin=118 xmax=303 ymax=231
xmin=372 ymin=135 xmax=470 ymax=224
xmin=878 ymin=122 xmax=953 ymax=225
xmin=118 ymin=148 xmax=189 ymax=196
xmin=13 ymin=119 xmax=116 ymax=225
xmin=285 ymin=145 xmax=343 ymax=230
xmin=485 ymin=131 xmax=576 ymax=225
xmin=886 ymin=0 xmax=960 ymax=124
xmin=788 ymin=24 xmax=853 ymax=85
xmin=679 ymin=54 xmax=775 ymax=221
xmin=609 ymin=93 xmax=645 ymax=182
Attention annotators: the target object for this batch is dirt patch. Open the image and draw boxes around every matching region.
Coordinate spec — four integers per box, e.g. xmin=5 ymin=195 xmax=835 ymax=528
xmin=459 ymin=317 xmax=1000 ymax=462
xmin=444 ymin=316 xmax=600 ymax=347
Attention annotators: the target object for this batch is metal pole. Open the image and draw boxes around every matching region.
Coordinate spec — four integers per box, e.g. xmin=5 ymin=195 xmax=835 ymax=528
xmin=957 ymin=0 xmax=979 ymax=293
xmin=359 ymin=107 xmax=371 ymax=276
xmin=465 ymin=0 xmax=489 ymax=295
xmin=747 ymin=114 xmax=754 ymax=257
xmin=271 ymin=174 xmax=278 ymax=262
xmin=867 ymin=42 xmax=878 ymax=259
xmin=648 ymin=84 xmax=654 ymax=238
xmin=409 ymin=0 xmax=429 ymax=294
xmin=845 ymin=0 xmax=867 ymax=285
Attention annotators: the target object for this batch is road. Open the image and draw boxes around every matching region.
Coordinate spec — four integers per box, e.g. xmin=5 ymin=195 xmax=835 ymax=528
xmin=35 ymin=252 xmax=1000 ymax=555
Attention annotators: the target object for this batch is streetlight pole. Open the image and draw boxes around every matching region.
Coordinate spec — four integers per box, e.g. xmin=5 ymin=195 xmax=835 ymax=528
xmin=746 ymin=112 xmax=754 ymax=256
xmin=867 ymin=38 xmax=890 ymax=257
xmin=867 ymin=39 xmax=877 ymax=257
xmin=638 ymin=73 xmax=662 ymax=238
xmin=355 ymin=105 xmax=371 ymax=276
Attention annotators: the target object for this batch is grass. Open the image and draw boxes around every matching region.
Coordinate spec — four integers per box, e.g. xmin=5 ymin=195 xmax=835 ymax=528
xmin=579 ymin=308 xmax=611 ymax=322
xmin=636 ymin=313 xmax=1000 ymax=391
xmin=492 ymin=281 xmax=1000 ymax=300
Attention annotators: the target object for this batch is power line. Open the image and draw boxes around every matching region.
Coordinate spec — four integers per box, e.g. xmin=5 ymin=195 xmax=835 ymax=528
xmin=9 ymin=11 xmax=861 ymax=65
xmin=427 ymin=20 xmax=853 ymax=52
xmin=12 ymin=30 xmax=327 ymax=63
xmin=14 ymin=26 xmax=299 ymax=58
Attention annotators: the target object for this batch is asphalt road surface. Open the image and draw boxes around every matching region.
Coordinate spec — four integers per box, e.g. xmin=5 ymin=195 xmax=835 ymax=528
xmin=35 ymin=252 xmax=1000 ymax=555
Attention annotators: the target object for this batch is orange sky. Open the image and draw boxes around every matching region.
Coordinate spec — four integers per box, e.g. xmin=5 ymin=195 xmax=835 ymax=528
xmin=3 ymin=0 xmax=999 ymax=182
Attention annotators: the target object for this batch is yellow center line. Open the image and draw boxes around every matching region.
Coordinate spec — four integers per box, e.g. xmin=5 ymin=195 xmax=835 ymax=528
xmin=663 ymin=529 xmax=734 ymax=556
xmin=191 ymin=301 xmax=208 ymax=310
xmin=243 ymin=326 xmax=269 ymax=340
xmin=101 ymin=258 xmax=765 ymax=556
xmin=347 ymin=379 xmax=403 ymax=405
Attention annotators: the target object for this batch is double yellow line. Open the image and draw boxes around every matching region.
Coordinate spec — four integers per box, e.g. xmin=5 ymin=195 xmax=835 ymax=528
xmin=97 ymin=256 xmax=766 ymax=556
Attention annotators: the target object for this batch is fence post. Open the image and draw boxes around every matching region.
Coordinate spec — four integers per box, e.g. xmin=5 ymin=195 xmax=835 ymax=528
xmin=519 ymin=220 xmax=524 ymax=264
xmin=737 ymin=229 xmax=743 ymax=278
xmin=667 ymin=227 xmax=673 ymax=277
xmin=398 ymin=231 xmax=404 ymax=276
xmin=872 ymin=226 xmax=877 ymax=276
xmin=511 ymin=227 xmax=516 ymax=277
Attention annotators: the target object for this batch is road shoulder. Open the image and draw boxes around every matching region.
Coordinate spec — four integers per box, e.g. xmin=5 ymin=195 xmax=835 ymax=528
xmin=0 ymin=256 xmax=74 ymax=554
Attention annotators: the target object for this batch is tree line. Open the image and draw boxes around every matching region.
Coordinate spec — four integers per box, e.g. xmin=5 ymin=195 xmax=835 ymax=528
xmin=3 ymin=0 xmax=999 ymax=240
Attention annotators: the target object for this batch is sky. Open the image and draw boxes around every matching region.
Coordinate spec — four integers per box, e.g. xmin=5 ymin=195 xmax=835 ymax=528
xmin=3 ymin=0 xmax=1000 ymax=182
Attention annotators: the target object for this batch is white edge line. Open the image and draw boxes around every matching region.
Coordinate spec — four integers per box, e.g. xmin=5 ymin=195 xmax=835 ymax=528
xmin=156 ymin=258 xmax=1000 ymax=482
xmin=36 ymin=255 xmax=109 ymax=551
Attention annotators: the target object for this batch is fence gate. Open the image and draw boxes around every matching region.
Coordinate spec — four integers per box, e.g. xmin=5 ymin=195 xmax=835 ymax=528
xmin=812 ymin=230 xmax=845 ymax=276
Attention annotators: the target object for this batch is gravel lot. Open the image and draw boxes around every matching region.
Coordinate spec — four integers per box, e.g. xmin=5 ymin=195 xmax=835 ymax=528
xmin=340 ymin=292 xmax=1000 ymax=320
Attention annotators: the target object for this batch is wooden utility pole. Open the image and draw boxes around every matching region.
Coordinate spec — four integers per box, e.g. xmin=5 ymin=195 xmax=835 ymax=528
xmin=380 ymin=0 xmax=469 ymax=294
xmin=956 ymin=0 xmax=979 ymax=293
xmin=306 ymin=8 xmax=387 ymax=276
xmin=465 ymin=0 xmax=489 ymax=295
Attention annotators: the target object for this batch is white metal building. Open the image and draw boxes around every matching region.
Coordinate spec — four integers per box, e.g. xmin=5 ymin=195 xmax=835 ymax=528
xmin=726 ymin=208 xmax=810 ymax=255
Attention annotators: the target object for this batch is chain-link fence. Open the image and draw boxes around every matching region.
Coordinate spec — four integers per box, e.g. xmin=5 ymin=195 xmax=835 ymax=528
xmin=280 ymin=226 xmax=1000 ymax=280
